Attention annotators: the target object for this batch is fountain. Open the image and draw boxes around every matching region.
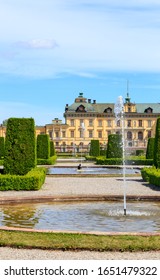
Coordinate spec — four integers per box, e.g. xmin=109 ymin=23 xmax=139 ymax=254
xmin=1 ymin=201 xmax=160 ymax=232
xmin=114 ymin=96 xmax=126 ymax=215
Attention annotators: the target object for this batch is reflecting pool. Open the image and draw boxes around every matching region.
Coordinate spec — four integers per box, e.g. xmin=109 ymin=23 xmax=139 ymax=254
xmin=47 ymin=167 xmax=140 ymax=175
xmin=0 ymin=201 xmax=160 ymax=232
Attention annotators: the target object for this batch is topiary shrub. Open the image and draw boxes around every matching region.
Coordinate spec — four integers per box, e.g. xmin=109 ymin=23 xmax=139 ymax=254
xmin=4 ymin=118 xmax=36 ymax=175
xmin=50 ymin=141 xmax=56 ymax=156
xmin=154 ymin=117 xmax=160 ymax=168
xmin=0 ymin=137 xmax=5 ymax=159
xmin=107 ymin=134 xmax=122 ymax=158
xmin=89 ymin=140 xmax=100 ymax=157
xmin=0 ymin=167 xmax=46 ymax=191
xmin=146 ymin=138 xmax=155 ymax=159
xmin=37 ymin=134 xmax=50 ymax=159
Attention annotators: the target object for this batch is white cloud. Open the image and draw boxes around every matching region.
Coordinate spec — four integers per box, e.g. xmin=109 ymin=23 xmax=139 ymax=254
xmin=15 ymin=39 xmax=58 ymax=50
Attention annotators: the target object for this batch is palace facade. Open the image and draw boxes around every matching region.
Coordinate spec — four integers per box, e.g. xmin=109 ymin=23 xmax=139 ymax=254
xmin=1 ymin=92 xmax=160 ymax=154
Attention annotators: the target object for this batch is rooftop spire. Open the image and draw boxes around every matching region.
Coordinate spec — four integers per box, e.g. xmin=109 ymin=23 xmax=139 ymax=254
xmin=125 ymin=80 xmax=131 ymax=103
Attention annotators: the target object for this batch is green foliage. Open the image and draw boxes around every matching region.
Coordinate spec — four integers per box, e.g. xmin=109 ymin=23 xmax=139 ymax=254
xmin=141 ymin=166 xmax=160 ymax=187
xmin=85 ymin=155 xmax=97 ymax=161
xmin=37 ymin=155 xmax=57 ymax=165
xmin=4 ymin=118 xmax=36 ymax=175
xmin=89 ymin=140 xmax=100 ymax=157
xmin=96 ymin=157 xmax=123 ymax=165
xmin=146 ymin=138 xmax=155 ymax=159
xmin=107 ymin=134 xmax=122 ymax=158
xmin=136 ymin=149 xmax=144 ymax=156
xmin=96 ymin=157 xmax=153 ymax=166
xmin=50 ymin=141 xmax=56 ymax=156
xmin=0 ymin=167 xmax=46 ymax=191
xmin=100 ymin=149 xmax=107 ymax=156
xmin=0 ymin=137 xmax=5 ymax=159
xmin=37 ymin=134 xmax=50 ymax=159
xmin=154 ymin=117 xmax=160 ymax=168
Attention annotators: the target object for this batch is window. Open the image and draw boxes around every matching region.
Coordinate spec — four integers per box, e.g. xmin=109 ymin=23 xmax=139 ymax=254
xmin=80 ymin=130 xmax=84 ymax=138
xmin=128 ymin=107 xmax=131 ymax=112
xmin=148 ymin=120 xmax=152 ymax=128
xmin=89 ymin=119 xmax=93 ymax=126
xmin=138 ymin=131 xmax=143 ymax=140
xmin=80 ymin=119 xmax=84 ymax=126
xmin=127 ymin=131 xmax=132 ymax=140
xmin=104 ymin=107 xmax=112 ymax=113
xmin=98 ymin=131 xmax=102 ymax=138
xmin=70 ymin=130 xmax=74 ymax=138
xmin=88 ymin=130 xmax=93 ymax=138
xmin=127 ymin=120 xmax=131 ymax=127
xmin=138 ymin=120 xmax=142 ymax=127
xmin=70 ymin=119 xmax=74 ymax=126
xmin=148 ymin=130 xmax=152 ymax=138
xmin=62 ymin=131 xmax=66 ymax=138
xmin=106 ymin=130 xmax=111 ymax=137
xmin=107 ymin=120 xmax=112 ymax=127
xmin=98 ymin=120 xmax=102 ymax=126
xmin=55 ymin=131 xmax=59 ymax=138
xmin=117 ymin=120 xmax=120 ymax=127
xmin=48 ymin=131 xmax=52 ymax=138
xmin=145 ymin=107 xmax=153 ymax=113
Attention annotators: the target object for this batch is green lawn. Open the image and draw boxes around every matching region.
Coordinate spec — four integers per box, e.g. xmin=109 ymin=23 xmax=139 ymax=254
xmin=0 ymin=230 xmax=160 ymax=252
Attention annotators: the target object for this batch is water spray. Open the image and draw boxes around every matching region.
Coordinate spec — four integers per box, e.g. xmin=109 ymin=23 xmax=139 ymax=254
xmin=114 ymin=96 xmax=126 ymax=216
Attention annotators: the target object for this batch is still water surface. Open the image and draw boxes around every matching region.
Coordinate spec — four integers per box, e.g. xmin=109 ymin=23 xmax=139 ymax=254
xmin=0 ymin=201 xmax=160 ymax=232
xmin=47 ymin=167 xmax=140 ymax=175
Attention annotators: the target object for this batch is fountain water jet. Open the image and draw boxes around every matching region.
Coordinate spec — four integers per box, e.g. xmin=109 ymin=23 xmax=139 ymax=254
xmin=114 ymin=96 xmax=126 ymax=215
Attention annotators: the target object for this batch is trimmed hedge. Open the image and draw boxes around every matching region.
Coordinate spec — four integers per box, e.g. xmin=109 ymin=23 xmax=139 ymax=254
xmin=4 ymin=118 xmax=36 ymax=175
xmin=154 ymin=117 xmax=160 ymax=168
xmin=0 ymin=167 xmax=46 ymax=191
xmin=96 ymin=157 xmax=153 ymax=165
xmin=96 ymin=158 xmax=123 ymax=165
xmin=37 ymin=134 xmax=50 ymax=159
xmin=0 ymin=137 xmax=5 ymax=159
xmin=37 ymin=155 xmax=57 ymax=165
xmin=85 ymin=155 xmax=97 ymax=161
xmin=89 ymin=140 xmax=100 ymax=157
xmin=107 ymin=134 xmax=122 ymax=158
xmin=50 ymin=141 xmax=56 ymax=156
xmin=141 ymin=167 xmax=160 ymax=187
xmin=146 ymin=138 xmax=155 ymax=159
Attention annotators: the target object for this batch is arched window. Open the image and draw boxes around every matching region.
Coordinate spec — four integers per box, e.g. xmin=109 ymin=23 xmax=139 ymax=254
xmin=127 ymin=131 xmax=132 ymax=140
xmin=104 ymin=107 xmax=112 ymax=113
xmin=138 ymin=131 xmax=143 ymax=140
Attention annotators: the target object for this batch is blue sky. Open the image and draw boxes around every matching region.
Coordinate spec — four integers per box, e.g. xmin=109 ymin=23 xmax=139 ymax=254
xmin=0 ymin=0 xmax=160 ymax=125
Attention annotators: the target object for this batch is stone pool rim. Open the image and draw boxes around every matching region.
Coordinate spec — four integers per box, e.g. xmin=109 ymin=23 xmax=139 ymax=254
xmin=1 ymin=226 xmax=160 ymax=236
xmin=1 ymin=194 xmax=160 ymax=205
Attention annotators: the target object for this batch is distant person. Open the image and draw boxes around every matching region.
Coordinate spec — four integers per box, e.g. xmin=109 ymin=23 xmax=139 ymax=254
xmin=77 ymin=164 xmax=82 ymax=170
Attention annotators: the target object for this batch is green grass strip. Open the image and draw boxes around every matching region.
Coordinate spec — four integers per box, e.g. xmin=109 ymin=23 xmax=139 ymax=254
xmin=0 ymin=230 xmax=160 ymax=252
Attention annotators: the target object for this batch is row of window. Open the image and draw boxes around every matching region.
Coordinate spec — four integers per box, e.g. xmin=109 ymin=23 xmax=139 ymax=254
xmin=70 ymin=119 xmax=153 ymax=128
xmin=49 ymin=129 xmax=152 ymax=140
xmin=69 ymin=130 xmax=152 ymax=140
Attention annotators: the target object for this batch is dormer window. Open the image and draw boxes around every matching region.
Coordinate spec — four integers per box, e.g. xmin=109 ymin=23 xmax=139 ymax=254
xmin=144 ymin=107 xmax=153 ymax=113
xmin=76 ymin=105 xmax=86 ymax=112
xmin=104 ymin=107 xmax=112 ymax=113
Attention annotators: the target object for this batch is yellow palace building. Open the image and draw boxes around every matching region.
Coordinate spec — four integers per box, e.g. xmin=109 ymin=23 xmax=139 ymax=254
xmin=1 ymin=92 xmax=160 ymax=154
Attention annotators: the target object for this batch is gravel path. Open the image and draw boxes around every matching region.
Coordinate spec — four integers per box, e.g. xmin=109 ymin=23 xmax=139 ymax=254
xmin=0 ymin=176 xmax=160 ymax=200
xmin=1 ymin=247 xmax=160 ymax=260
xmin=0 ymin=164 xmax=160 ymax=260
